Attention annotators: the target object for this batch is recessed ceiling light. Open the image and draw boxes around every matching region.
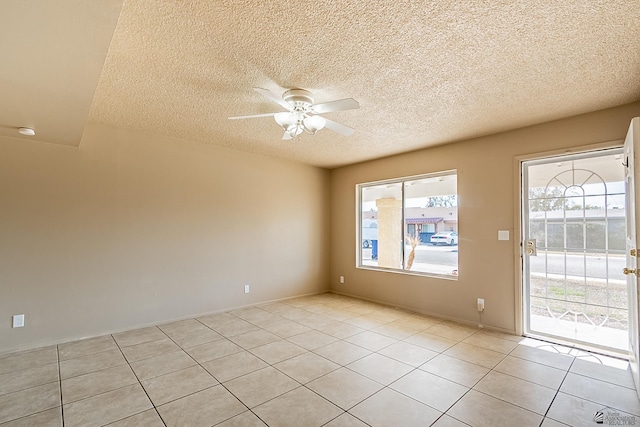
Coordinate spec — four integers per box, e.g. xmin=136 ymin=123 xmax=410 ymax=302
xmin=18 ymin=127 xmax=36 ymax=136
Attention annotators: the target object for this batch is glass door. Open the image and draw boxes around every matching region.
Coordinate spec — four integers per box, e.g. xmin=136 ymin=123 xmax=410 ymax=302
xmin=522 ymin=148 xmax=628 ymax=354
xmin=623 ymin=117 xmax=640 ymax=395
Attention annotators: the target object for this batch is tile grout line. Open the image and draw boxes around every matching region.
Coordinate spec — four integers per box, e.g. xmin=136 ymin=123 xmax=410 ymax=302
xmin=0 ymin=365 xmax=62 ymax=397
xmin=180 ymin=310 xmax=616 ymax=420
xmin=484 ymin=339 xmax=566 ymax=422
xmin=111 ymin=332 xmax=168 ymax=427
xmin=157 ymin=323 xmax=271 ymax=426
xmin=0 ymin=350 xmax=65 ymax=425
xmin=208 ymin=304 xmax=404 ymax=425
xmin=420 ymin=335 xmax=560 ymax=425
xmin=554 ymin=371 xmax=640 ymax=418
xmin=57 ymin=356 xmax=128 ymax=382
xmin=539 ymin=353 xmax=578 ymax=426
xmin=56 ymin=344 xmax=65 ymax=427
xmin=568 ymin=368 xmax=638 ymax=390
xmin=514 ymin=342 xmax=640 ymax=413
xmin=312 ymin=305 xmax=494 ymax=424
xmin=390 ymin=345 xmax=483 ymax=425
xmin=49 ymin=315 xmax=476 ymax=425
xmin=349 ymin=325 xmax=484 ymax=424
xmin=474 ymin=338 xmax=592 ymax=425
xmin=218 ymin=323 xmax=347 ymax=423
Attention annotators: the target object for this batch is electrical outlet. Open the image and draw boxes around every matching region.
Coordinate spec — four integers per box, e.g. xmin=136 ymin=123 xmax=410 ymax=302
xmin=12 ymin=314 xmax=25 ymax=328
xmin=244 ymin=284 xmax=250 ymax=294
xmin=339 ymin=275 xmax=344 ymax=284
xmin=477 ymin=298 xmax=485 ymax=312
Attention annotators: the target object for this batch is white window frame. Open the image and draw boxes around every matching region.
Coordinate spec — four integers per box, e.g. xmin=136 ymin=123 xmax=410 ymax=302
xmin=356 ymin=170 xmax=458 ymax=279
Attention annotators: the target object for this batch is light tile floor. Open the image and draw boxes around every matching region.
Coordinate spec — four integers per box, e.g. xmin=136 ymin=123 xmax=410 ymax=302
xmin=1 ymin=292 xmax=639 ymax=426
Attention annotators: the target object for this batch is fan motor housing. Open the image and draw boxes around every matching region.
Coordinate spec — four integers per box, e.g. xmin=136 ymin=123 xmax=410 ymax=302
xmin=283 ymin=89 xmax=314 ymax=108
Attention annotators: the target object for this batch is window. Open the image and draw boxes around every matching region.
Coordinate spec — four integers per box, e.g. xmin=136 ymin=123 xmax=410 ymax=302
xmin=357 ymin=171 xmax=458 ymax=278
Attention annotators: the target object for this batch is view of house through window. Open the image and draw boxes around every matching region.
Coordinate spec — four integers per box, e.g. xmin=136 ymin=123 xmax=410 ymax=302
xmin=358 ymin=171 xmax=458 ymax=277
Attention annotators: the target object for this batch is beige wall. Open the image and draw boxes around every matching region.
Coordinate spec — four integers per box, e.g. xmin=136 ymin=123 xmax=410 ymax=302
xmin=330 ymin=102 xmax=640 ymax=333
xmin=0 ymin=123 xmax=330 ymax=354
xmin=3 ymin=103 xmax=638 ymax=354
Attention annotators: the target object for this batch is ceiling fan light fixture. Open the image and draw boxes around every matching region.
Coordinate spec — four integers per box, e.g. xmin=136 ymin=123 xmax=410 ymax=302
xmin=292 ymin=124 xmax=305 ymax=136
xmin=274 ymin=112 xmax=294 ymax=127
xmin=283 ymin=124 xmax=303 ymax=140
xmin=230 ymin=87 xmax=359 ymax=140
xmin=303 ymin=115 xmax=326 ymax=134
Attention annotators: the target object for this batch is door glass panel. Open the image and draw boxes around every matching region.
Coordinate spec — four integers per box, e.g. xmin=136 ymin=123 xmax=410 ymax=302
xmin=523 ymin=149 xmax=628 ymax=354
xmin=546 ymin=223 xmax=564 ymax=250
xmin=585 ymin=222 xmax=605 ymax=250
xmin=566 ymin=223 xmax=584 ymax=250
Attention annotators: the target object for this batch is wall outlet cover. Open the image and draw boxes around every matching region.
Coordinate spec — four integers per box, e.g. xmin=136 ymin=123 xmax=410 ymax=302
xmin=244 ymin=285 xmax=250 ymax=294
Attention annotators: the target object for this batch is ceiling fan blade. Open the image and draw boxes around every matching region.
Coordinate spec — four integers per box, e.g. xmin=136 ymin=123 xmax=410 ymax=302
xmin=254 ymin=87 xmax=292 ymax=111
xmin=228 ymin=112 xmax=278 ymax=120
xmin=311 ymin=98 xmax=360 ymax=114
xmin=323 ymin=118 xmax=355 ymax=136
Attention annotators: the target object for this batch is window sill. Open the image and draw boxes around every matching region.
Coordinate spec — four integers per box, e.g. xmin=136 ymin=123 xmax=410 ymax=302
xmin=356 ymin=265 xmax=459 ymax=281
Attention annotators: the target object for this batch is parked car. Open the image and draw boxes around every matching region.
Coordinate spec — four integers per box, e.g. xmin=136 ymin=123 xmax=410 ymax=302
xmin=430 ymin=231 xmax=458 ymax=246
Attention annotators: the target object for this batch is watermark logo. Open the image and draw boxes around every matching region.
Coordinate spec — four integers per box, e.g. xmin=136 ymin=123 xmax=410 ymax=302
xmin=593 ymin=407 xmax=637 ymax=425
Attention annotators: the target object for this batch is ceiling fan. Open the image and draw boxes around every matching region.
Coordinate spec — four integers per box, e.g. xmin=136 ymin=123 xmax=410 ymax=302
xmin=229 ymin=88 xmax=360 ymax=140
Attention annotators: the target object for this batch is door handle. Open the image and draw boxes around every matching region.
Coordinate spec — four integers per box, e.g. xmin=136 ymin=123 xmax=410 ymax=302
xmin=623 ymin=268 xmax=637 ymax=275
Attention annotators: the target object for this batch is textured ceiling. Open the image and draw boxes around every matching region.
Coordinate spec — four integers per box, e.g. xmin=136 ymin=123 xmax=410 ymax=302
xmin=4 ymin=1 xmax=640 ymax=168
